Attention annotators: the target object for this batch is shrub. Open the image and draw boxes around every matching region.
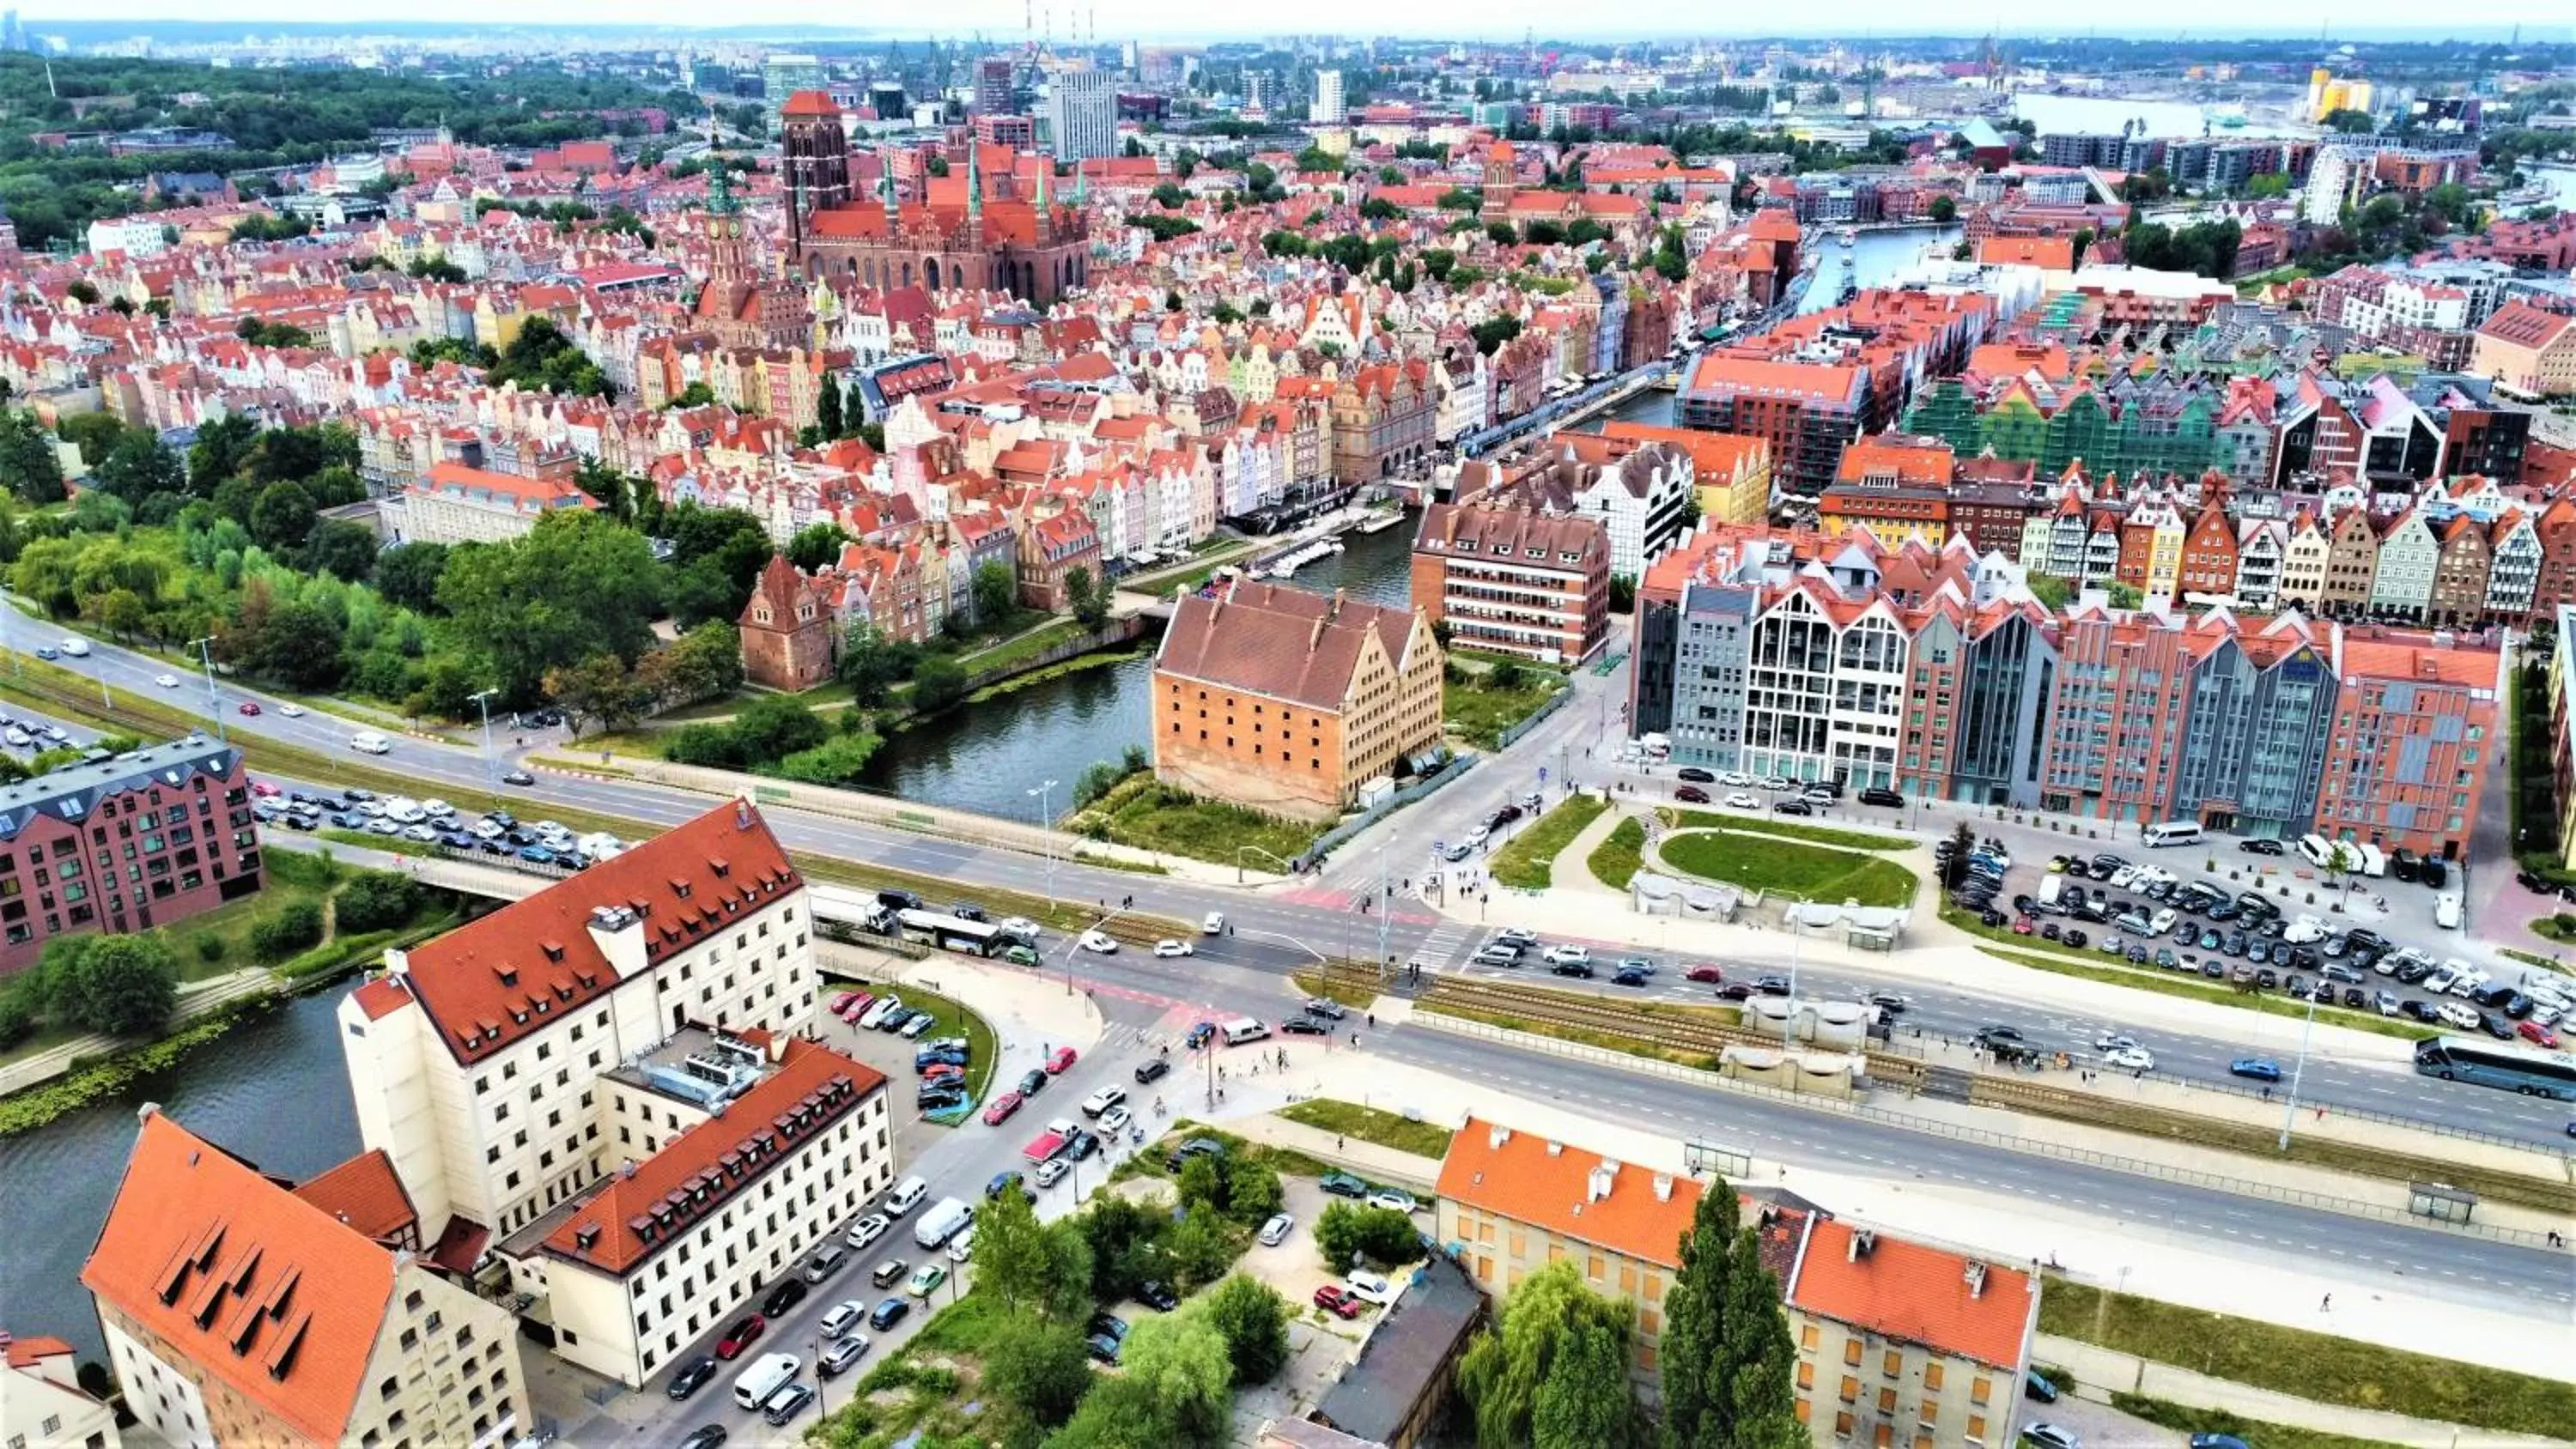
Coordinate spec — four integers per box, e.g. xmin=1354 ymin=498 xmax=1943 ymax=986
xmin=192 ymin=932 xmax=228 ymax=965
xmin=1314 ymin=1201 xmax=1425 ymax=1270
xmin=251 ymin=900 xmax=326 ymax=961
xmin=334 ymin=872 xmax=422 ymax=933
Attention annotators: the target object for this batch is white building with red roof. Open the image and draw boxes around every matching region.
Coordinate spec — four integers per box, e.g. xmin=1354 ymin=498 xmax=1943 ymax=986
xmin=3 ymin=1330 xmax=119 ymax=1449
xmin=336 ymin=801 xmax=825 ymax=1292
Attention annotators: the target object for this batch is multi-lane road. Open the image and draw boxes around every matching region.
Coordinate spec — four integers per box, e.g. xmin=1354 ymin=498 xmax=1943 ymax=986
xmin=9 ymin=616 xmax=2573 ymax=1149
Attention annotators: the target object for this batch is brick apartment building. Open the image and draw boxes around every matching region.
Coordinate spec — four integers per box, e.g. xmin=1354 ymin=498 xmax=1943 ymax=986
xmin=1411 ymin=500 xmax=1611 ymax=664
xmin=1151 ymin=579 xmax=1444 ymax=822
xmin=0 ymin=737 xmax=261 ymax=976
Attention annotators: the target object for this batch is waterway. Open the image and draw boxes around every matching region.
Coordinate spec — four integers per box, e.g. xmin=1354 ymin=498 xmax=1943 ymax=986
xmin=0 ymin=991 xmax=360 ymax=1361
xmin=850 ymin=518 xmax=1419 ymax=823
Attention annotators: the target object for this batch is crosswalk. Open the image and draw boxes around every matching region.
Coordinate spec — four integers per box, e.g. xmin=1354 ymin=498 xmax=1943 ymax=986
xmin=1410 ymin=919 xmax=1479 ymax=973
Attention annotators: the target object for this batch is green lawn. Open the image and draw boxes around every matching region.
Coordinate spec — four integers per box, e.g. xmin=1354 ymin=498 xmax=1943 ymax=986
xmin=1660 ymin=809 xmax=1913 ymax=852
xmin=1660 ymin=828 xmax=1917 ymax=908
xmin=2040 ymin=1277 xmax=2575 ymax=1438
xmin=1076 ymin=774 xmax=1322 ymax=869
xmin=2109 ymin=1396 xmax=2391 ymax=1449
xmin=957 ymin=615 xmax=1088 ymax=677
xmin=1587 ymin=817 xmax=1646 ymax=889
xmin=1278 ymin=1099 xmax=1456 ymax=1159
xmin=1441 ymin=664 xmax=1566 ymax=751
xmin=1488 ymin=795 xmax=1607 ymax=890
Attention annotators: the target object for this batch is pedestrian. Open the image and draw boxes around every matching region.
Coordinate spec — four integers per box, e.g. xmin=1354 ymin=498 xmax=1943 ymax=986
xmin=1366 ymin=1012 xmax=1376 ymax=1028
xmin=1336 ymin=1135 xmax=1345 ymax=1152
xmin=2316 ymin=1105 xmax=2326 ymax=1122
xmin=2320 ymin=1293 xmax=2331 ymax=1312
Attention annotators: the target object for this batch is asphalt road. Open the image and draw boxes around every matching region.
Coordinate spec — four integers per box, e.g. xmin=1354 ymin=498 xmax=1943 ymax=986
xmin=13 ymin=617 xmax=2575 ymax=1149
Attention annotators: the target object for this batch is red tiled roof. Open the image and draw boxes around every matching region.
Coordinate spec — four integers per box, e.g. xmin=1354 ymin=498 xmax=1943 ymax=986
xmin=82 ymin=1113 xmax=397 ymax=1444
xmin=541 ymin=1040 xmax=884 ymax=1275
xmin=781 ymin=89 xmax=840 ymax=118
xmin=386 ymin=802 xmax=801 ymax=1064
xmin=4 ymin=1335 xmax=76 ymax=1368
xmin=289 ymin=1149 xmax=420 ymax=1246
xmin=1436 ymin=1118 xmax=1698 ymax=1266
xmin=1789 ymin=1218 xmax=2034 ymax=1370
xmin=1156 ymin=579 xmax=1420 ymax=710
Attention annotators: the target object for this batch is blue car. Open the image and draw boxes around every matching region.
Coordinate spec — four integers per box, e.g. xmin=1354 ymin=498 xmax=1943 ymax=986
xmin=518 ymin=845 xmax=558 ymax=865
xmin=868 ymin=1297 xmax=911 ymax=1331
xmin=2229 ymin=1058 xmax=2282 ymax=1083
xmin=33 ymin=646 xmax=58 ymax=660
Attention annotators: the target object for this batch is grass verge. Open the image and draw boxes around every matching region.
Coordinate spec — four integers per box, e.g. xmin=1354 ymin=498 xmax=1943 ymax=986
xmin=1587 ymin=817 xmax=1646 ymax=889
xmin=1426 ymin=1002 xmax=1722 ymax=1073
xmin=2038 ymin=1276 xmax=2574 ymax=1438
xmin=1293 ymin=972 xmax=1382 ymax=1011
xmin=1662 ymin=828 xmax=1917 ymax=907
xmin=1489 ymin=794 xmax=1607 ymax=890
xmin=1442 ymin=664 xmax=1566 ymax=751
xmin=2111 ymin=1393 xmax=2409 ymax=1449
xmin=1660 ymin=808 xmax=1913 ymax=851
xmin=1070 ymin=773 xmax=1324 ymax=868
xmin=1277 ymin=1099 xmax=1456 ymax=1160
xmin=1954 ymin=909 xmax=2437 ymax=1044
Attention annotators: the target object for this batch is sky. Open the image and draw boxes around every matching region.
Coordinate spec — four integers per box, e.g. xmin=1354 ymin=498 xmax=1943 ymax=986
xmin=27 ymin=1 xmax=2576 ymax=41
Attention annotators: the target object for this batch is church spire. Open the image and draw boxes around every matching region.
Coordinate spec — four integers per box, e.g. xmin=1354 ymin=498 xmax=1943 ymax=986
xmin=967 ymin=140 xmax=984 ymax=223
xmin=882 ymin=155 xmax=900 ymax=227
xmin=1035 ymin=151 xmax=1049 ymax=210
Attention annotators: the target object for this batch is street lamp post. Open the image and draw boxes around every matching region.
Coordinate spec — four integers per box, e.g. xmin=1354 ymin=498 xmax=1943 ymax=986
xmin=187 ymin=637 xmax=225 ymax=743
xmin=2277 ymin=985 xmax=2323 ymax=1151
xmin=1028 ymin=779 xmax=1059 ymax=911
xmin=469 ymin=688 xmax=500 ymax=797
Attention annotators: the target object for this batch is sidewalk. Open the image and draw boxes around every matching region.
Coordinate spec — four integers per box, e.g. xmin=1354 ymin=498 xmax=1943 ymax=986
xmin=2038 ymin=1335 xmax=2574 ymax=1449
xmin=1223 ymin=1112 xmax=1445 ymax=1194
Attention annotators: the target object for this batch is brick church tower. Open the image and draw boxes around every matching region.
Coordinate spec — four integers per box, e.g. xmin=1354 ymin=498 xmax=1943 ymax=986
xmin=738 ymin=554 xmax=835 ymax=690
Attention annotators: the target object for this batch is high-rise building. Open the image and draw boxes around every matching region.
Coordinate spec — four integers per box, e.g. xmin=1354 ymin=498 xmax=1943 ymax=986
xmin=762 ymin=52 xmax=825 ymax=133
xmin=1312 ymin=67 xmax=1346 ymax=123
xmin=976 ymin=57 xmax=1016 ymax=114
xmin=1042 ymin=63 xmax=1117 ymax=161
xmin=1244 ymin=71 xmax=1273 ymax=112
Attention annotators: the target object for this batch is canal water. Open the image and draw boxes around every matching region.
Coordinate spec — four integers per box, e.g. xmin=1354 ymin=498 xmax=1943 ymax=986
xmin=0 ymin=991 xmax=360 ymax=1361
xmin=854 ymin=518 xmax=1419 ymax=822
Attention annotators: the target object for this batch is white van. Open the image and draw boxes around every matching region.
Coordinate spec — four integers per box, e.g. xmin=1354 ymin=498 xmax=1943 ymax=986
xmin=2353 ymin=842 xmax=2387 ymax=878
xmin=732 ymin=1352 xmax=800 ymax=1410
xmin=2142 ymin=821 xmax=2202 ymax=848
xmin=1221 ymin=1017 xmax=1271 ymax=1046
xmin=914 ymin=1196 xmax=975 ymax=1251
xmin=2295 ymin=834 xmax=2334 ymax=869
xmin=58 ymin=638 xmax=90 ymax=657
xmin=884 ymin=1175 xmax=929 ymax=1216
xmin=2433 ymin=894 xmax=2463 ymax=931
xmin=349 ymin=731 xmax=392 ymax=755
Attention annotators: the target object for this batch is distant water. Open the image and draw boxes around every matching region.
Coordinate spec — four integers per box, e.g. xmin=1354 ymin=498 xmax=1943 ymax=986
xmin=2012 ymin=93 xmax=2312 ymax=141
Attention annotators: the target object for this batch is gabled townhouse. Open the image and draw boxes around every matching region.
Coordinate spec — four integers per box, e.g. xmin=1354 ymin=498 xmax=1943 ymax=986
xmin=2365 ymin=509 xmax=2439 ymax=621
xmin=2318 ymin=506 xmax=2382 ymax=612
xmin=2426 ymin=512 xmax=2495 ymax=627
xmin=2233 ymin=519 xmax=2287 ymax=611
xmin=2485 ymin=510 xmax=2542 ymax=622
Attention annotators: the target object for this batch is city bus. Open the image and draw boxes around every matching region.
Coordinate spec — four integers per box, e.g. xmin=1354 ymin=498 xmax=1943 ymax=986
xmin=2412 ymin=1035 xmax=2576 ymax=1100
xmin=895 ymin=909 xmax=1007 ymax=957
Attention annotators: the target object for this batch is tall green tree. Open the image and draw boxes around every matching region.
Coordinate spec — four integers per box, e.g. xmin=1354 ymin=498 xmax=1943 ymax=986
xmin=436 ymin=510 xmax=662 ymax=699
xmin=1659 ymin=1183 xmax=1803 ymax=1449
xmin=1200 ymin=1274 xmax=1291 ymax=1385
xmin=815 ymin=370 xmax=845 ymax=440
xmin=1536 ymin=1319 xmax=1636 ymax=1448
xmin=0 ymin=410 xmax=66 ymax=504
xmin=55 ymin=934 xmax=180 ymax=1037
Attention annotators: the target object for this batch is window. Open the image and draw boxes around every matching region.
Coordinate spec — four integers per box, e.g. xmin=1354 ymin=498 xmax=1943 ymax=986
xmin=1801 ymin=1324 xmax=1820 ymax=1350
xmin=1797 ymin=1361 xmax=1815 ymax=1391
xmin=1844 ymin=1339 xmax=1863 ymax=1366
xmin=1839 ymin=1375 xmax=1859 ymax=1404
xmin=1924 ymin=1362 xmax=1944 ymax=1392
xmin=1971 ymin=1377 xmax=1991 ymax=1406
xmin=1884 ymin=1349 xmax=1903 ymax=1378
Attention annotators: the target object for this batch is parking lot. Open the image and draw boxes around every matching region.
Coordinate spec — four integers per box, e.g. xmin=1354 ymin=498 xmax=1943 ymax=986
xmin=1952 ymin=841 xmax=2572 ymax=1054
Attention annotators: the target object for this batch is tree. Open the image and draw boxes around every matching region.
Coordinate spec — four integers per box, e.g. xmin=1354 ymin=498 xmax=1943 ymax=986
xmin=1064 ymin=566 xmax=1110 ymax=630
xmin=1165 ymin=1203 xmax=1238 ymax=1291
xmin=1536 ymin=1319 xmax=1636 ymax=1449
xmin=1658 ymin=1178 xmax=1804 ymax=1449
xmin=972 ymin=560 xmax=1020 ymax=627
xmin=785 ymin=523 xmax=847 ymax=573
xmin=911 ymin=655 xmax=970 ymax=712
xmin=1927 ymin=193 xmax=1958 ymax=224
xmin=1078 ymin=1193 xmax=1168 ymax=1304
xmin=303 ymin=520 xmax=380 ymax=583
xmin=1941 ymin=819 xmax=1978 ymax=891
xmin=814 ymin=371 xmax=845 ymax=441
xmin=1456 ymin=1260 xmax=1636 ymax=1449
xmin=437 ymin=512 xmax=663 ymax=699
xmin=374 ymin=542 xmax=451 ymax=613
xmin=54 ymin=934 xmax=179 ymax=1037
xmin=544 ymin=652 xmax=659 ymax=737
xmin=835 ymin=623 xmax=921 ymax=706
xmin=252 ymin=900 xmax=327 ymax=961
xmin=1200 ymin=1274 xmax=1290 ymax=1385
xmin=334 ymin=871 xmax=422 ymax=932
xmin=0 ymin=410 xmax=66 ymax=504
xmin=1223 ymin=1156 xmax=1285 ymax=1226
xmin=986 ymin=1319 xmax=1097 ymax=1430
xmin=234 ymin=598 xmax=349 ymax=690
xmin=1113 ymin=1307 xmax=1234 ymax=1446
xmin=2025 ymin=573 xmax=2073 ymax=610
xmin=667 ymin=380 xmax=716 ymax=409
xmin=731 ymin=694 xmax=832 ymax=762
xmin=89 ymin=430 xmax=185 ymax=505
xmin=2105 ymin=581 xmax=2144 ymax=609
xmin=248 ymin=480 xmax=318 ymax=551
xmin=58 ymin=411 xmax=127 ymax=466
xmin=972 ymin=1179 xmax=1065 ymax=1315
xmin=639 ymin=622 xmax=746 ymax=706
xmin=1314 ymin=1201 xmax=1424 ymax=1269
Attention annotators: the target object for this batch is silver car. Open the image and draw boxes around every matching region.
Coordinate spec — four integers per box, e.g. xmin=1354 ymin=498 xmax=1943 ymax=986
xmin=1258 ymin=1212 xmax=1295 ymax=1247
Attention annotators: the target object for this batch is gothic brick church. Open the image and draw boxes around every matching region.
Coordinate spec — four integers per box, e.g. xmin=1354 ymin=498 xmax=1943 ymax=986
xmin=776 ymin=90 xmax=1091 ymax=304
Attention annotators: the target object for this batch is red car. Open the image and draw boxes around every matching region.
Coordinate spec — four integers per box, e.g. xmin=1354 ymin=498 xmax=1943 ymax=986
xmin=921 ymin=1064 xmax=964 ymax=1085
xmin=2518 ymin=1020 xmax=2561 ymax=1050
xmin=1312 ymin=1284 xmax=1364 ymax=1319
xmin=981 ymin=1090 xmax=1024 ymax=1126
xmin=829 ymin=991 xmax=860 ymax=1016
xmin=1045 ymin=1046 xmax=1078 ymax=1075
xmin=1673 ymin=785 xmax=1710 ymax=803
xmin=716 ymin=1313 xmax=766 ymax=1359
xmin=1684 ymin=965 xmax=1724 ymax=984
xmin=237 ymin=700 xmax=263 ymax=716
xmin=249 ymin=780 xmax=283 ymax=797
xmin=2012 ymin=917 xmax=2036 ymax=936
xmin=839 ymin=992 xmax=875 ymax=1022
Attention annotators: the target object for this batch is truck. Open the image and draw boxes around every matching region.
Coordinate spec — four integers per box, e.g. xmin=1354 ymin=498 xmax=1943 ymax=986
xmin=1022 ymin=1119 xmax=1076 ymax=1164
xmin=914 ymin=1196 xmax=975 ymax=1250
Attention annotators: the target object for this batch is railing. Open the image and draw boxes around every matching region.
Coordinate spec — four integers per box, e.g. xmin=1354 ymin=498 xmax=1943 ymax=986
xmin=1299 ymin=755 xmax=1479 ymax=868
xmin=1492 ymin=687 xmax=1576 ymax=751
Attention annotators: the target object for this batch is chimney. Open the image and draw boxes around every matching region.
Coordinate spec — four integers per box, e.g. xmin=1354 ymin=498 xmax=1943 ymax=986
xmin=1965 ymin=1260 xmax=1989 ymax=1298
xmin=1588 ymin=1161 xmax=1619 ymax=1201
xmin=1849 ymin=1229 xmax=1876 ymax=1261
xmin=1331 ymin=586 xmax=1346 ymax=622
xmin=1651 ymin=1173 xmax=1674 ymax=1202
xmin=1487 ymin=1124 xmax=1511 ymax=1151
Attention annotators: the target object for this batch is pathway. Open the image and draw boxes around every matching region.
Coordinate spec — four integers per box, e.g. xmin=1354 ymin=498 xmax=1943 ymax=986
xmin=0 ymin=966 xmax=279 ymax=1096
